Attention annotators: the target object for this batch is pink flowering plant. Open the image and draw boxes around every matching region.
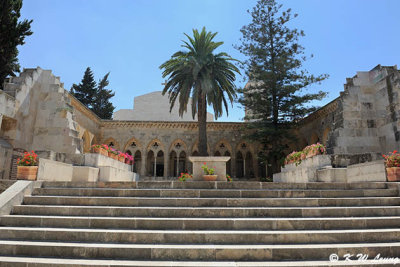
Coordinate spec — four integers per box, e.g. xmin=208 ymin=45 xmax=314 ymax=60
xmin=303 ymin=143 xmax=326 ymax=155
xmin=201 ymin=163 xmax=215 ymax=175
xmin=284 ymin=151 xmax=303 ymax=165
xmin=125 ymin=154 xmax=134 ymax=164
xmin=383 ymin=150 xmax=400 ymax=167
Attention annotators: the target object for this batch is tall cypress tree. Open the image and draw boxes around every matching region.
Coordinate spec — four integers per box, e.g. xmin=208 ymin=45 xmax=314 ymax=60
xmin=92 ymin=73 xmax=115 ymax=119
xmin=70 ymin=67 xmax=97 ymax=108
xmin=0 ymin=0 xmax=33 ymax=89
xmin=236 ymin=0 xmax=328 ymax=174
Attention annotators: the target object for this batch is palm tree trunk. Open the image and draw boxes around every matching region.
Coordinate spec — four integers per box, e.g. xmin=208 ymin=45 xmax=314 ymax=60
xmin=198 ymin=93 xmax=208 ymax=156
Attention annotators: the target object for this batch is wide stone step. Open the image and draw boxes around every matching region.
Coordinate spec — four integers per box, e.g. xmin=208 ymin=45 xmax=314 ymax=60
xmin=1 ymin=227 xmax=400 ymax=244
xmin=32 ymin=187 xmax=398 ymax=198
xmin=12 ymin=205 xmax=400 ymax=218
xmin=22 ymin=195 xmax=400 ymax=207
xmin=0 ymin=240 xmax=398 ymax=261
xmin=40 ymin=181 xmax=390 ymax=190
xmin=2 ymin=215 xmax=400 ymax=230
xmin=0 ymin=256 xmax=394 ymax=267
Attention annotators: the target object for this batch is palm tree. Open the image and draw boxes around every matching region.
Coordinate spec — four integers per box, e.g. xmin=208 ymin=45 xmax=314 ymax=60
xmin=160 ymin=27 xmax=240 ymax=156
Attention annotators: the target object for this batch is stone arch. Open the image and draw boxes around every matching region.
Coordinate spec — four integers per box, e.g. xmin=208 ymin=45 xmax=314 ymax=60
xmin=147 ymin=138 xmax=165 ymax=153
xmin=235 ymin=141 xmax=254 ymax=179
xmin=103 ymin=137 xmax=120 ymax=150
xmin=91 ymin=136 xmax=98 ymax=146
xmin=322 ymin=127 xmax=331 ymax=146
xmin=169 ymin=139 xmax=188 ymax=154
xmin=214 ymin=139 xmax=232 ymax=156
xmin=310 ymin=132 xmax=320 ymax=145
xmin=82 ymin=130 xmax=91 ymax=153
xmin=123 ymin=136 xmax=142 ymax=152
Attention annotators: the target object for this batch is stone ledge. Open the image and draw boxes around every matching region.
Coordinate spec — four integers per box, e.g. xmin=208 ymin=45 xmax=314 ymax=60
xmin=37 ymin=158 xmax=73 ymax=181
xmin=98 ymin=166 xmax=137 ymax=182
xmin=0 ymin=180 xmax=41 ymax=215
xmin=189 ymin=156 xmax=230 ymax=181
xmin=72 ymin=166 xmax=99 ymax=182
xmin=84 ymin=153 xmax=130 ymax=171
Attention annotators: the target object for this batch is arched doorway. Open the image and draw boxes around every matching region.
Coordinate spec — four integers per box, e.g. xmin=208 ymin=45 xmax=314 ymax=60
xmin=134 ymin=150 xmax=142 ymax=173
xmin=146 ymin=150 xmax=164 ymax=177
xmin=236 ymin=151 xmax=244 ymax=178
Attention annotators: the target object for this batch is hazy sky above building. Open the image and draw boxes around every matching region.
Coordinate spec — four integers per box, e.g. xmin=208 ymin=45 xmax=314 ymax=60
xmin=19 ymin=0 xmax=400 ymax=121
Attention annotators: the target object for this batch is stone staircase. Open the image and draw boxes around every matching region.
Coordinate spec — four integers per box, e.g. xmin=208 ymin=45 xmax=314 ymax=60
xmin=0 ymin=181 xmax=399 ymax=266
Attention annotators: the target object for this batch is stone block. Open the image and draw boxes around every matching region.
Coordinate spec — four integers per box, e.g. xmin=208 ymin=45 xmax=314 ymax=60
xmin=189 ymin=156 xmax=230 ymax=181
xmin=72 ymin=166 xmax=99 ymax=182
xmin=346 ymin=160 xmax=386 ymax=182
xmin=84 ymin=153 xmax=130 ymax=171
xmin=98 ymin=166 xmax=137 ymax=182
xmin=317 ymin=167 xmax=347 ymax=182
xmin=37 ymin=158 xmax=73 ymax=181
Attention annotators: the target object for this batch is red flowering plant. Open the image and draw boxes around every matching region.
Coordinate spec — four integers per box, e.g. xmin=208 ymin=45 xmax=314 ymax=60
xmin=226 ymin=174 xmax=232 ymax=182
xmin=178 ymin=173 xmax=192 ymax=182
xmin=383 ymin=150 xmax=400 ymax=167
xmin=101 ymin=144 xmax=110 ymax=151
xmin=109 ymin=147 xmax=118 ymax=155
xmin=201 ymin=163 xmax=215 ymax=175
xmin=17 ymin=151 xmax=38 ymax=166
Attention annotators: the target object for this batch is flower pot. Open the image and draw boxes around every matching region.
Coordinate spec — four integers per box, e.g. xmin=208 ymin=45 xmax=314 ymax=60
xmin=108 ymin=152 xmax=118 ymax=160
xmin=203 ymin=175 xmax=218 ymax=181
xmin=118 ymin=155 xmax=125 ymax=163
xmin=17 ymin=166 xmax=38 ymax=181
xmin=386 ymin=167 xmax=400 ymax=182
xmin=93 ymin=147 xmax=108 ymax=156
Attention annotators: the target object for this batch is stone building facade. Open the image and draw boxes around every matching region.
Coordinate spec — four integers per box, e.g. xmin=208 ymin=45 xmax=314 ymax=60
xmin=0 ymin=65 xmax=399 ymax=180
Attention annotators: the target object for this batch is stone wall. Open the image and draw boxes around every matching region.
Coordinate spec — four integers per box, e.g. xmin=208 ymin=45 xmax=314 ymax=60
xmin=296 ymin=65 xmax=400 ymax=167
xmin=100 ymin=121 xmax=260 ymax=179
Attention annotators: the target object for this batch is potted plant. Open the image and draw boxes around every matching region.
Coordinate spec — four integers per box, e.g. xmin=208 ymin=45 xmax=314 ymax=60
xmin=91 ymin=144 xmax=108 ymax=156
xmin=383 ymin=150 xmax=400 ymax=182
xmin=178 ymin=172 xmax=192 ymax=182
xmin=201 ymin=163 xmax=217 ymax=181
xmin=118 ymin=151 xmax=126 ymax=163
xmin=108 ymin=148 xmax=119 ymax=160
xmin=16 ymin=151 xmax=38 ymax=180
xmin=226 ymin=174 xmax=232 ymax=182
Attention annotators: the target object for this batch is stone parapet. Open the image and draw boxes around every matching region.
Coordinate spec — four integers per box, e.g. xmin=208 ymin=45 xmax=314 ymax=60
xmin=84 ymin=153 xmax=130 ymax=171
xmin=98 ymin=166 xmax=137 ymax=182
xmin=273 ymin=155 xmax=331 ymax=183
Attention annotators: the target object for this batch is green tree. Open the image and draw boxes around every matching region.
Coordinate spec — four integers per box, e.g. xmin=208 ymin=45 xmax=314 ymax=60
xmin=236 ymin=0 xmax=328 ymax=174
xmin=70 ymin=67 xmax=97 ymax=108
xmin=92 ymin=73 xmax=115 ymax=119
xmin=0 ymin=0 xmax=33 ymax=89
xmin=160 ymin=27 xmax=240 ymax=156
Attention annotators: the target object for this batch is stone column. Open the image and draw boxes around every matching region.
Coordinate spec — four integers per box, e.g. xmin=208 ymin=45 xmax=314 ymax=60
xmin=140 ymin=151 xmax=146 ymax=177
xmin=153 ymin=152 xmax=157 ymax=178
xmin=164 ymin=155 xmax=168 ymax=178
xmin=176 ymin=156 xmax=179 ymax=177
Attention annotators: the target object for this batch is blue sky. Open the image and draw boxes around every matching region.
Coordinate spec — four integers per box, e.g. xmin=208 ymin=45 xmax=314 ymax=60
xmin=19 ymin=0 xmax=400 ymax=122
